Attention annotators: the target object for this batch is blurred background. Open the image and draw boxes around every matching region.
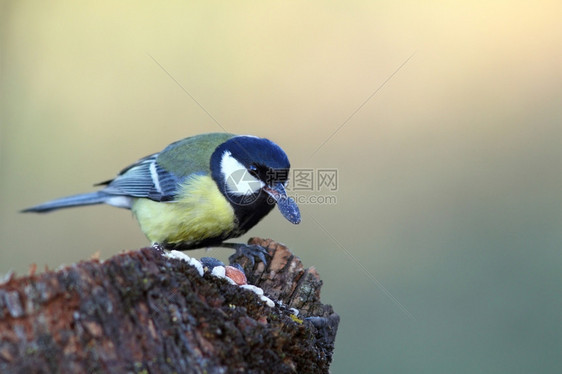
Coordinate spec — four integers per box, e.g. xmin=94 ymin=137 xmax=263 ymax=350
xmin=1 ymin=1 xmax=561 ymax=372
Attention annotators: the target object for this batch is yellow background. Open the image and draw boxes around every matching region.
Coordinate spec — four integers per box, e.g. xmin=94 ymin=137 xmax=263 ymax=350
xmin=1 ymin=1 xmax=561 ymax=372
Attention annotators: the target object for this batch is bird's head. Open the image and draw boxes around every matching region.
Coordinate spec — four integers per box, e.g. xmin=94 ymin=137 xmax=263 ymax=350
xmin=211 ymin=135 xmax=301 ymax=226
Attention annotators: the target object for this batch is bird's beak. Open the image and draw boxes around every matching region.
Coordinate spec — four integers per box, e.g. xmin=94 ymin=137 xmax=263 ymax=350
xmin=263 ymin=183 xmax=301 ymax=224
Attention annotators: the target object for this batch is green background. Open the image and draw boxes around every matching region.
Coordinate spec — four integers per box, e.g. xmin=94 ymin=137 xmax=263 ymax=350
xmin=1 ymin=1 xmax=561 ymax=372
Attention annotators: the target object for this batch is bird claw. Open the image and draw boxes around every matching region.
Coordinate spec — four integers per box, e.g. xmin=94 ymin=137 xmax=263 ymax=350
xmin=223 ymin=243 xmax=270 ymax=267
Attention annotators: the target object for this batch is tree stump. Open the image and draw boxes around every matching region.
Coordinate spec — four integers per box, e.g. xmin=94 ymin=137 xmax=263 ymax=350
xmin=0 ymin=238 xmax=339 ymax=373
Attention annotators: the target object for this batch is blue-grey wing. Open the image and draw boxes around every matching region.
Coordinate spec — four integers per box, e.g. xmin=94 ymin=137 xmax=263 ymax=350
xmin=100 ymin=154 xmax=182 ymax=201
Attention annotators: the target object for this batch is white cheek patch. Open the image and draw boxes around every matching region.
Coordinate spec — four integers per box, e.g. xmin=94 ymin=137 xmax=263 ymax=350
xmin=221 ymin=151 xmax=265 ymax=196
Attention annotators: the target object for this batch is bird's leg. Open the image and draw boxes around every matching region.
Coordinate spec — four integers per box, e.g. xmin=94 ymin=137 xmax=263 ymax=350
xmin=219 ymin=242 xmax=271 ymax=267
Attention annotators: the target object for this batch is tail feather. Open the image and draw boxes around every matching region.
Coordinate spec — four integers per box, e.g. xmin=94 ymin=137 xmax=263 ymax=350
xmin=21 ymin=192 xmax=109 ymax=213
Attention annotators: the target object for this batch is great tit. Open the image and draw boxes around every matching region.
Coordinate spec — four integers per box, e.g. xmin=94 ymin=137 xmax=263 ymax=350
xmin=22 ymin=133 xmax=301 ymax=264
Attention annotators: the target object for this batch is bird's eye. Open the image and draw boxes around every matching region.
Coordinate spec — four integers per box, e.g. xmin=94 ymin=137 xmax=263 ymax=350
xmin=248 ymin=164 xmax=259 ymax=177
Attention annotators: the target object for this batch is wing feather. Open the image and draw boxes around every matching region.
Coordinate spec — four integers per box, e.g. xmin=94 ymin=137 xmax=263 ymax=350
xmin=101 ymin=154 xmax=181 ymax=201
xmin=96 ymin=134 xmax=235 ymax=202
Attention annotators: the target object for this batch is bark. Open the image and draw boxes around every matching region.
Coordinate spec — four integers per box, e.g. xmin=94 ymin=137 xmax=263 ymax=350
xmin=0 ymin=238 xmax=339 ymax=374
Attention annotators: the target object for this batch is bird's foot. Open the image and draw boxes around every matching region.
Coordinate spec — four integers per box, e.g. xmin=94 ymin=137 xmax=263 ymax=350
xmin=220 ymin=242 xmax=270 ymax=267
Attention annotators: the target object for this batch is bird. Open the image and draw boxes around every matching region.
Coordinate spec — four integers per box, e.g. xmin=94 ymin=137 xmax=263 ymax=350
xmin=22 ymin=133 xmax=301 ymax=264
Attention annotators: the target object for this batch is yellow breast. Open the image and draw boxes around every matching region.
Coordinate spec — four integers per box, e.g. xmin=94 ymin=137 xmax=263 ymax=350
xmin=131 ymin=175 xmax=236 ymax=246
